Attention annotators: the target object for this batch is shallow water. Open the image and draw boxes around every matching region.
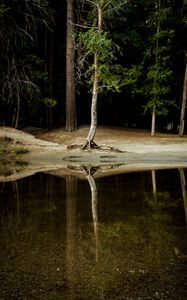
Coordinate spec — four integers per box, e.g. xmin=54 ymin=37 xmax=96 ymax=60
xmin=0 ymin=169 xmax=187 ymax=300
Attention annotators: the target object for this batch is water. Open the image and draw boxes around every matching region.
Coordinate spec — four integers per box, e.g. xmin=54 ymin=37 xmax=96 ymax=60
xmin=0 ymin=168 xmax=187 ymax=300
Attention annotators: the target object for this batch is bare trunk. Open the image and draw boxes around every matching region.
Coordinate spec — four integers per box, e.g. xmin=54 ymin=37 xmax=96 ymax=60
xmin=48 ymin=32 xmax=54 ymax=128
xmin=151 ymin=0 xmax=160 ymax=137
xmin=45 ymin=30 xmax=54 ymax=129
xmin=179 ymin=52 xmax=187 ymax=137
xmin=83 ymin=4 xmax=102 ymax=149
xmin=66 ymin=0 xmax=77 ymax=132
xmin=86 ymin=51 xmax=99 ymax=143
xmin=151 ymin=105 xmax=156 ymax=137
xmin=15 ymin=83 xmax=20 ymax=129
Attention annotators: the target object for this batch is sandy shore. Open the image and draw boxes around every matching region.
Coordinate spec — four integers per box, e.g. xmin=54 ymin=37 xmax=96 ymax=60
xmin=0 ymin=126 xmax=187 ymax=181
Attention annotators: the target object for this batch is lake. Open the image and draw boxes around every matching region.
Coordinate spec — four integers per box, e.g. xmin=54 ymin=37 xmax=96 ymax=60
xmin=0 ymin=168 xmax=187 ymax=300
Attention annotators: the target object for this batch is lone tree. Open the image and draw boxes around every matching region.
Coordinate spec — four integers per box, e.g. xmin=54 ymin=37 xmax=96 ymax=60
xmin=75 ymin=0 xmax=127 ymax=150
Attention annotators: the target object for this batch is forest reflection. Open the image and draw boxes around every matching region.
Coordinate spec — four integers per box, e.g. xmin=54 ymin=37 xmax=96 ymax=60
xmin=0 ymin=168 xmax=187 ymax=300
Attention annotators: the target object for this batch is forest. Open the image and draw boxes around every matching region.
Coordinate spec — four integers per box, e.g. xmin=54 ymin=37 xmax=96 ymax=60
xmin=0 ymin=0 xmax=187 ymax=136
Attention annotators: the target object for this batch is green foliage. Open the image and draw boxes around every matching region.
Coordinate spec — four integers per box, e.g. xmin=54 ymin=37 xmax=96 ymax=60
xmin=41 ymin=98 xmax=57 ymax=107
xmin=122 ymin=65 xmax=143 ymax=93
xmin=77 ymin=28 xmax=117 ymax=62
xmin=0 ymin=4 xmax=9 ymax=17
xmin=26 ymin=55 xmax=48 ymax=81
xmin=75 ymin=27 xmax=124 ymax=93
xmin=143 ymin=3 xmax=176 ymax=116
xmin=15 ymin=146 xmax=29 ymax=154
xmin=74 ymin=0 xmax=128 ymax=96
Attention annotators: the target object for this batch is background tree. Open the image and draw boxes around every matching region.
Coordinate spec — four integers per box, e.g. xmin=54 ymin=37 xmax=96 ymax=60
xmin=66 ymin=0 xmax=77 ymax=132
xmin=179 ymin=52 xmax=187 ymax=136
xmin=0 ymin=0 xmax=54 ymax=128
xmin=179 ymin=0 xmax=187 ymax=136
xmin=143 ymin=0 xmax=175 ymax=136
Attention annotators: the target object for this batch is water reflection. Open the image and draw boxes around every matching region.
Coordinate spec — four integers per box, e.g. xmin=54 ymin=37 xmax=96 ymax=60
xmin=0 ymin=169 xmax=187 ymax=299
xmin=85 ymin=167 xmax=99 ymax=262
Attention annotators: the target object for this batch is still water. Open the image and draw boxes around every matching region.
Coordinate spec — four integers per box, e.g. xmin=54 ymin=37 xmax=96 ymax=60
xmin=0 ymin=168 xmax=187 ymax=300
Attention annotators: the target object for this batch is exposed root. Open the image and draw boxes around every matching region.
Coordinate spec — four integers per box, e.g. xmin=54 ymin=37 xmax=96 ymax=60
xmin=81 ymin=140 xmax=100 ymax=151
xmin=67 ymin=144 xmax=82 ymax=150
xmin=67 ymin=140 xmax=124 ymax=153
xmin=97 ymin=145 xmax=124 ymax=153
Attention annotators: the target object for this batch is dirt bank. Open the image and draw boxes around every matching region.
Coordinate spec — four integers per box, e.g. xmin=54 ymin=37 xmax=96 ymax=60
xmin=0 ymin=126 xmax=187 ymax=181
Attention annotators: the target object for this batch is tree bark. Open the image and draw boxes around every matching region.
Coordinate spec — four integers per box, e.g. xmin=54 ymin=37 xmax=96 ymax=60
xmin=179 ymin=52 xmax=187 ymax=137
xmin=151 ymin=105 xmax=156 ymax=137
xmin=85 ymin=51 xmax=99 ymax=144
xmin=83 ymin=3 xmax=103 ymax=149
xmin=66 ymin=0 xmax=77 ymax=132
xmin=151 ymin=0 xmax=160 ymax=137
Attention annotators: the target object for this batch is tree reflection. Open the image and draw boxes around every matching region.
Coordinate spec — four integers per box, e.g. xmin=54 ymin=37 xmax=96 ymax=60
xmin=85 ymin=167 xmax=99 ymax=262
xmin=65 ymin=166 xmax=100 ymax=267
xmin=66 ymin=175 xmax=77 ymax=292
xmin=179 ymin=169 xmax=187 ymax=225
xmin=12 ymin=181 xmax=20 ymax=221
xmin=151 ymin=170 xmax=157 ymax=201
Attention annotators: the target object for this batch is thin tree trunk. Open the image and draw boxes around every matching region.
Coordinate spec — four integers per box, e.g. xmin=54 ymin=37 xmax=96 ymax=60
xmin=83 ymin=3 xmax=102 ymax=149
xmin=179 ymin=52 xmax=187 ymax=137
xmin=66 ymin=0 xmax=77 ymax=132
xmin=151 ymin=0 xmax=160 ymax=137
xmin=151 ymin=105 xmax=156 ymax=137
xmin=48 ymin=32 xmax=54 ymax=128
xmin=85 ymin=51 xmax=99 ymax=144
xmin=15 ymin=83 xmax=20 ymax=129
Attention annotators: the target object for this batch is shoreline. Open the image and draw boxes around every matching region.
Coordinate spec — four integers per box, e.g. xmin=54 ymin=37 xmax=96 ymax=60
xmin=0 ymin=126 xmax=187 ymax=182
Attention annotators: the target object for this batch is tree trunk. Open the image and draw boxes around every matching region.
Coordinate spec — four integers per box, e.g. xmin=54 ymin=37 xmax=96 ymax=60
xmin=179 ymin=52 xmax=187 ymax=137
xmin=66 ymin=0 xmax=77 ymax=132
xmin=151 ymin=0 xmax=160 ymax=137
xmin=15 ymin=81 xmax=20 ymax=129
xmin=85 ymin=51 xmax=99 ymax=145
xmin=83 ymin=3 xmax=102 ymax=150
xmin=151 ymin=105 xmax=156 ymax=137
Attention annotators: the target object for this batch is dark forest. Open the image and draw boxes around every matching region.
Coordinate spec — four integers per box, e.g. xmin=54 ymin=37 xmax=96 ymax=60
xmin=0 ymin=0 xmax=186 ymax=135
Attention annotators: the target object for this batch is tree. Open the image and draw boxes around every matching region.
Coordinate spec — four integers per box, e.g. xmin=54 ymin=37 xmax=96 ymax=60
xmin=74 ymin=0 xmax=127 ymax=150
xmin=82 ymin=1 xmax=103 ymax=149
xmin=179 ymin=0 xmax=187 ymax=136
xmin=179 ymin=52 xmax=187 ymax=136
xmin=0 ymin=0 xmax=53 ymax=128
xmin=66 ymin=0 xmax=77 ymax=131
xmin=144 ymin=0 xmax=175 ymax=136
